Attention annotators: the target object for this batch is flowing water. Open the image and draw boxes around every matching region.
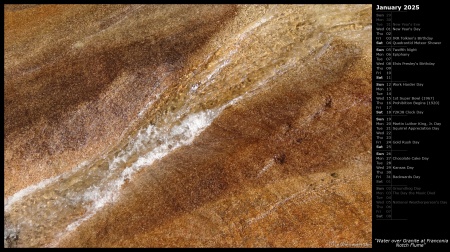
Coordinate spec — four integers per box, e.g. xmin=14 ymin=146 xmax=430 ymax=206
xmin=4 ymin=5 xmax=372 ymax=247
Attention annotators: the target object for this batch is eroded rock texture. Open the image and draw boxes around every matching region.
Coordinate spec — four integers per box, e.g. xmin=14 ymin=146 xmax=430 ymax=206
xmin=4 ymin=4 xmax=372 ymax=248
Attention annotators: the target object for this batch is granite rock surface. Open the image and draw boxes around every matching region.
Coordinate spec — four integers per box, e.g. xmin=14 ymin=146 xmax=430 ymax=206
xmin=4 ymin=4 xmax=372 ymax=248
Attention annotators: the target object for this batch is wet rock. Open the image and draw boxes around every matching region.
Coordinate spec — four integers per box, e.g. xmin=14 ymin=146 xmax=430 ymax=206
xmin=5 ymin=4 xmax=371 ymax=248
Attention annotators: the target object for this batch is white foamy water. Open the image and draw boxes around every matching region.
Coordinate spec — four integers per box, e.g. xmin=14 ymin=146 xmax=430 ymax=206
xmin=62 ymin=109 xmax=221 ymax=234
xmin=4 ymin=101 xmax=238 ymax=247
xmin=4 ymin=161 xmax=89 ymax=213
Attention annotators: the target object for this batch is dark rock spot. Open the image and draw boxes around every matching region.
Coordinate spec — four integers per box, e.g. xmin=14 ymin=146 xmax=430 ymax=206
xmin=4 ymin=230 xmax=19 ymax=248
xmin=331 ymin=172 xmax=338 ymax=178
xmin=281 ymin=123 xmax=291 ymax=134
xmin=325 ymin=97 xmax=332 ymax=108
xmin=274 ymin=153 xmax=286 ymax=164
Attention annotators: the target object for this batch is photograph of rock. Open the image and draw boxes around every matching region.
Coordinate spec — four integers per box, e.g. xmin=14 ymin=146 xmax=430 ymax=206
xmin=4 ymin=4 xmax=372 ymax=247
